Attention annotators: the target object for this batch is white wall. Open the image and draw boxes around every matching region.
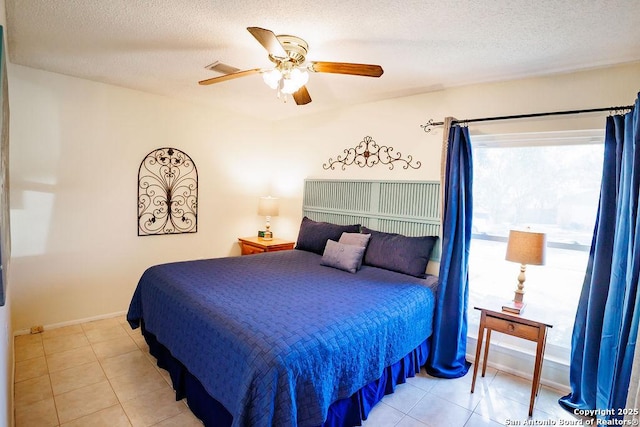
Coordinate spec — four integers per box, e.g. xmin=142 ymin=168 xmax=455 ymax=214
xmin=10 ymin=61 xmax=638 ymax=332
xmin=0 ymin=0 xmax=13 ymax=423
xmin=6 ymin=52 xmax=639 ymax=397
xmin=269 ymin=61 xmax=640 ymax=243
xmin=8 ymin=65 xmax=274 ymax=331
xmin=265 ymin=61 xmax=639 ymax=387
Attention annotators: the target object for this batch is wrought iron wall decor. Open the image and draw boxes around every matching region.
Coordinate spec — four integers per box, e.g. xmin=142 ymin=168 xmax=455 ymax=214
xmin=138 ymin=147 xmax=198 ymax=236
xmin=323 ymin=135 xmax=421 ymax=171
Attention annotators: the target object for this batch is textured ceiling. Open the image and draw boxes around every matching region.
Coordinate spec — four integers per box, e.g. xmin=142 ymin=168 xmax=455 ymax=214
xmin=5 ymin=0 xmax=640 ymax=120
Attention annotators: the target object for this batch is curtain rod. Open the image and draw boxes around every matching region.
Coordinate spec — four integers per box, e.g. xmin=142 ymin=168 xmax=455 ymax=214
xmin=420 ymin=105 xmax=634 ymax=133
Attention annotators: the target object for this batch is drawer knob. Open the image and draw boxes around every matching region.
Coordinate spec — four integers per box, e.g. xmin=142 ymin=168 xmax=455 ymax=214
xmin=508 ymin=323 xmax=515 ymax=332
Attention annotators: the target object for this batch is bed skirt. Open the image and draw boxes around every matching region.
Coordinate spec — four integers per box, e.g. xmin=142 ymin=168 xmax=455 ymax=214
xmin=141 ymin=326 xmax=430 ymax=427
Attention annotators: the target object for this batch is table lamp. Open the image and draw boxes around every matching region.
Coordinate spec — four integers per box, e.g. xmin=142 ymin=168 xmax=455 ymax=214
xmin=258 ymin=196 xmax=279 ymax=240
xmin=503 ymin=229 xmax=547 ymax=314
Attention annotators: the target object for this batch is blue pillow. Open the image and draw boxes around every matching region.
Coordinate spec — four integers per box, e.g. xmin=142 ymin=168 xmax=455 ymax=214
xmin=362 ymin=226 xmax=437 ymax=278
xmin=295 ymin=217 xmax=361 ymax=255
xmin=321 ymin=240 xmax=366 ymax=274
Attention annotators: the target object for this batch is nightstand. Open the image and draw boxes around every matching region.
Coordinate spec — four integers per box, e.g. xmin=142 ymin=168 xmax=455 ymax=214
xmin=470 ymin=306 xmax=553 ymax=416
xmin=238 ymin=236 xmax=295 ymax=255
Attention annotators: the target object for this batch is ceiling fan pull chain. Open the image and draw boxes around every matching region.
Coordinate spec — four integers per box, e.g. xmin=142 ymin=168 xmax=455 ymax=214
xmin=277 ymin=79 xmax=284 ymax=101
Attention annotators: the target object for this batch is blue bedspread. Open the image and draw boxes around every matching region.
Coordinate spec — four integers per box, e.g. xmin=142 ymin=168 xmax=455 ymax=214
xmin=127 ymin=249 xmax=436 ymax=427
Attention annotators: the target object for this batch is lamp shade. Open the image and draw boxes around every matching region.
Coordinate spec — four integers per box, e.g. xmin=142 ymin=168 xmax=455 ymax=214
xmin=505 ymin=229 xmax=547 ymax=265
xmin=258 ymin=196 xmax=279 ymax=217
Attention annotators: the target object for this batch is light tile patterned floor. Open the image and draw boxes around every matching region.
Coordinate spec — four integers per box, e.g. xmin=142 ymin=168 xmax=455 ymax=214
xmin=14 ymin=316 xmax=201 ymax=427
xmin=14 ymin=316 xmax=583 ymax=426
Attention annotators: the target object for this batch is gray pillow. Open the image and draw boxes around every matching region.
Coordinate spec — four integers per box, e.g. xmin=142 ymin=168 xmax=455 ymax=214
xmin=338 ymin=232 xmax=371 ymax=248
xmin=320 ymin=240 xmax=366 ymax=274
xmin=338 ymin=232 xmax=371 ymax=270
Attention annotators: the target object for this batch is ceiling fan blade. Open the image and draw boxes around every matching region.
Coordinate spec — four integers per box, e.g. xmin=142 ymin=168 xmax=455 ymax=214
xmin=292 ymin=86 xmax=312 ymax=105
xmin=309 ymin=61 xmax=384 ymax=77
xmin=247 ymin=27 xmax=287 ymax=58
xmin=198 ymin=68 xmax=261 ymax=85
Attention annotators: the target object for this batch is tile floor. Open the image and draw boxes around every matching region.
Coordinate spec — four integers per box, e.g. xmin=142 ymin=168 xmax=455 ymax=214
xmin=14 ymin=316 xmax=583 ymax=427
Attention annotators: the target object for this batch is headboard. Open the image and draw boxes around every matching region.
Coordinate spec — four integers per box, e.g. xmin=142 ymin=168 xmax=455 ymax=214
xmin=302 ymin=179 xmax=441 ymax=260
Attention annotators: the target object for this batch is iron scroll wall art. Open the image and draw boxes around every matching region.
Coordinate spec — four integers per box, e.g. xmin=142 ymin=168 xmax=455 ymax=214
xmin=138 ymin=147 xmax=198 ymax=236
xmin=323 ymin=136 xmax=421 ymax=170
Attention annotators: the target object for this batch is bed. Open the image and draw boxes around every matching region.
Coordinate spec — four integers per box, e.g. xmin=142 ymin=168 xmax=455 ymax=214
xmin=127 ymin=179 xmax=441 ymax=427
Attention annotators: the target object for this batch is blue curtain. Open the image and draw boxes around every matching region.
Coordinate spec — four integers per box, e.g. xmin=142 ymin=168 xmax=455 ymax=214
xmin=426 ymin=124 xmax=473 ymax=378
xmin=560 ymin=93 xmax=640 ymax=421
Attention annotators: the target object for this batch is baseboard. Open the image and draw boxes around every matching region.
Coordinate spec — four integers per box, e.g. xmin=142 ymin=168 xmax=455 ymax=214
xmin=13 ymin=312 xmax=570 ymax=394
xmin=14 ymin=310 xmax=128 ymax=336
xmin=466 ymin=335 xmax=571 ymax=393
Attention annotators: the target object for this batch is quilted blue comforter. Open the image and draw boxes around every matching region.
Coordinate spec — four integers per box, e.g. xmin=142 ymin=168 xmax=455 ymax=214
xmin=127 ymin=249 xmax=436 ymax=427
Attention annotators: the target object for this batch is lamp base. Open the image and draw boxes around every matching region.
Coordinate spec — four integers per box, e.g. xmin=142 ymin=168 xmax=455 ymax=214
xmin=258 ymin=231 xmax=274 ymax=240
xmin=258 ymin=230 xmax=273 ymax=241
xmin=502 ymin=300 xmax=526 ymax=315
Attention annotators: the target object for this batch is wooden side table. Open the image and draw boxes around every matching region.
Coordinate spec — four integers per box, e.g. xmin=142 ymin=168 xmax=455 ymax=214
xmin=238 ymin=236 xmax=295 ymax=255
xmin=470 ymin=306 xmax=553 ymax=416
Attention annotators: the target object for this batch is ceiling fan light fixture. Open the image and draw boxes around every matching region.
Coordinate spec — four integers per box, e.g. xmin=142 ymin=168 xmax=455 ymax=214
xmin=262 ymin=66 xmax=309 ymax=97
xmin=281 ymin=68 xmax=309 ymax=94
xmin=262 ymin=69 xmax=282 ymax=89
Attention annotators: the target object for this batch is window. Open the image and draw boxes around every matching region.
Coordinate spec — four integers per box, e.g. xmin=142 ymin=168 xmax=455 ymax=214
xmin=468 ymin=130 xmax=604 ymax=363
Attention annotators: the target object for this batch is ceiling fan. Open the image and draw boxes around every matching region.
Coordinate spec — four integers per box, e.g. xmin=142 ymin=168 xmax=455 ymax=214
xmin=198 ymin=27 xmax=384 ymax=106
